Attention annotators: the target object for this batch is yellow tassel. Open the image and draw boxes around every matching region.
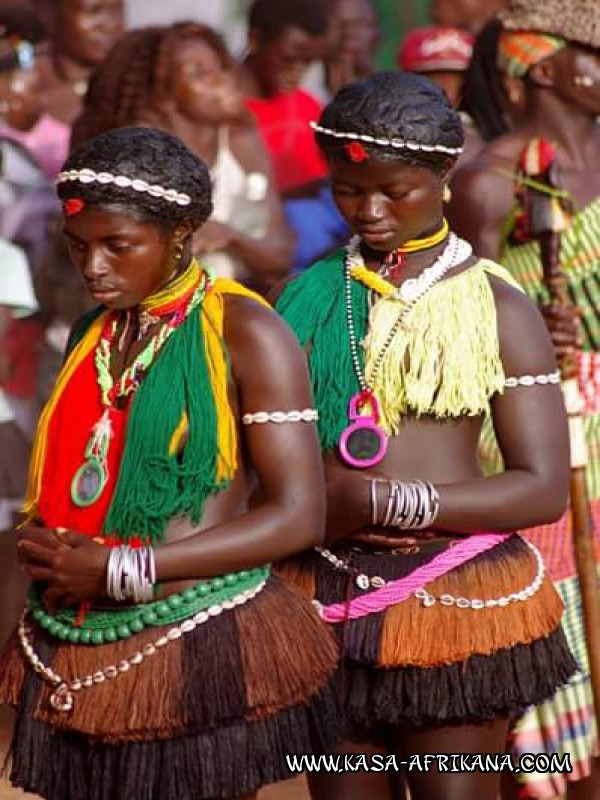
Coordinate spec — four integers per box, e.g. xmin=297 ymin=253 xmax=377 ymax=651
xmin=201 ymin=278 xmax=270 ymax=482
xmin=22 ymin=312 xmax=110 ymax=521
xmin=350 ymin=265 xmax=396 ymax=297
xmin=362 ymin=262 xmax=521 ymax=434
xmin=168 ymin=411 xmax=189 ymax=456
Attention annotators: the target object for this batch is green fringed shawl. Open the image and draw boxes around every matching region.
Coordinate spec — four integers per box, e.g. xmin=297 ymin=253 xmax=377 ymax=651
xmin=103 ymin=306 xmax=224 ymax=542
xmin=69 ymin=304 xmax=226 ymax=544
xmin=276 ymin=250 xmax=369 ymax=450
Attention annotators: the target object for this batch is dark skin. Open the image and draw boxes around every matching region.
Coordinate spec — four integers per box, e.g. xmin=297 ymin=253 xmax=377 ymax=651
xmin=240 ymin=25 xmax=330 ymax=98
xmin=450 ymin=42 xmax=600 ymax=800
xmin=239 ymin=26 xmax=332 ymax=202
xmin=325 ymin=0 xmax=379 ymax=95
xmin=422 ymin=70 xmax=465 ymax=110
xmin=39 ymin=0 xmax=124 ymax=123
xmin=296 ymin=155 xmax=569 ymax=800
xmin=0 ymin=59 xmax=46 ymax=132
xmin=449 ymin=44 xmax=600 ymax=362
xmin=146 ymin=37 xmax=294 ymax=287
xmin=16 ymin=209 xmax=326 ymax=800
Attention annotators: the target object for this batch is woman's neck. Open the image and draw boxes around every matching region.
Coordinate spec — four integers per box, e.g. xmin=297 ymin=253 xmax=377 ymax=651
xmin=138 ymin=256 xmax=196 ymax=315
xmin=161 ymin=113 xmax=221 ymax=167
xmin=360 ymin=218 xmax=450 ymax=281
xmin=239 ymin=57 xmax=272 ymax=99
xmin=361 ymin=240 xmax=451 ymax=284
xmin=52 ymin=51 xmax=92 ymax=86
xmin=523 ymin=90 xmax=599 ymax=169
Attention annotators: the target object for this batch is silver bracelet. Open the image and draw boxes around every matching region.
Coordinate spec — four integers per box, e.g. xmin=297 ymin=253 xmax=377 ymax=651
xmin=384 ymin=480 xmax=441 ymax=530
xmin=504 ymin=371 xmax=560 ymax=388
xmin=370 ymin=478 xmax=391 ymax=525
xmin=242 ymin=408 xmax=319 ymax=425
xmin=106 ymin=545 xmax=156 ymax=604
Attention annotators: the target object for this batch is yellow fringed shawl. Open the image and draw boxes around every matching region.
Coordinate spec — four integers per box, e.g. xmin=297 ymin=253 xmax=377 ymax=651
xmin=362 ymin=260 xmax=524 ymax=434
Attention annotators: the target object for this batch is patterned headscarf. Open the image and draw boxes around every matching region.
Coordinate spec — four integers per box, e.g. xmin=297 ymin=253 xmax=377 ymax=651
xmin=497 ymin=31 xmax=566 ymax=77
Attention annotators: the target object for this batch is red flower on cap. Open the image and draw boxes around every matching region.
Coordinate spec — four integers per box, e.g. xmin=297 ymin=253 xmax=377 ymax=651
xmin=63 ymin=198 xmax=85 ymax=216
xmin=345 ymin=141 xmax=369 ymax=163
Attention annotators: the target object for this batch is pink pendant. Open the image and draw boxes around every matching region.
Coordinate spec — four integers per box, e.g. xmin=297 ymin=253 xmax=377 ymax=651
xmin=339 ymin=390 xmax=388 ymax=469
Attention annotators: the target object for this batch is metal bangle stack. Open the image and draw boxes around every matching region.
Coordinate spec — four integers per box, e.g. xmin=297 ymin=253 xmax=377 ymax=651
xmin=107 ymin=546 xmax=156 ymax=604
xmin=372 ymin=479 xmax=440 ymax=529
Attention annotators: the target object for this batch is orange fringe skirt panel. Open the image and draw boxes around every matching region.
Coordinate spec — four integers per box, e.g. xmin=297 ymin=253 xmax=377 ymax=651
xmin=277 ymin=534 xmax=577 ymax=732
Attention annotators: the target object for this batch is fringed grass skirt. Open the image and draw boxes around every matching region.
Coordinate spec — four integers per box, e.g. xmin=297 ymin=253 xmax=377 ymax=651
xmin=278 ymin=534 xmax=577 ymax=736
xmin=0 ymin=575 xmax=340 ymax=800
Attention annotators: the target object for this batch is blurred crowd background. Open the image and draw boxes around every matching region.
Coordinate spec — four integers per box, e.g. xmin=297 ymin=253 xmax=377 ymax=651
xmin=0 ymin=0 xmax=512 ymax=632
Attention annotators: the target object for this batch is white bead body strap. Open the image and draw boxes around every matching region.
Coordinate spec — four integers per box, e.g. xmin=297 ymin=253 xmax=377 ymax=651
xmin=309 ymin=121 xmax=463 ymax=156
xmin=56 ymin=169 xmax=192 ymax=206
xmin=242 ymin=409 xmax=319 ymax=425
xmin=504 ymin=371 xmax=560 ymax=388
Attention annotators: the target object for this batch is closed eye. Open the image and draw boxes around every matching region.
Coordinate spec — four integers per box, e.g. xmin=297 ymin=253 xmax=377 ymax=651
xmin=106 ymin=242 xmax=131 ymax=254
xmin=333 ymin=185 xmax=361 ymax=197
xmin=387 ymin=190 xmax=410 ymax=200
xmin=64 ymin=234 xmax=86 ymax=253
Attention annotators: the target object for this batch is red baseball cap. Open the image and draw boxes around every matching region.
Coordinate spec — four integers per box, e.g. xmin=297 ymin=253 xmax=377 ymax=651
xmin=398 ymin=27 xmax=474 ymax=73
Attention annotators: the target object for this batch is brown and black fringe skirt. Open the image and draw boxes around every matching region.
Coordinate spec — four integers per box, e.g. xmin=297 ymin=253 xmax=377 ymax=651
xmin=0 ymin=575 xmax=340 ymax=800
xmin=278 ymin=534 xmax=577 ymax=737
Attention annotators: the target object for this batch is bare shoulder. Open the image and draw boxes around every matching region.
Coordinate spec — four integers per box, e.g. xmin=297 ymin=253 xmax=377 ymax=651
xmin=487 ymin=273 xmax=556 ymax=374
xmin=452 ymin=149 xmax=511 ymax=207
xmin=452 ymin=127 xmax=530 ymax=196
xmin=222 ymin=293 xmax=313 ymax=411
xmin=449 ymin=133 xmax=527 ymax=256
xmin=223 ymin=294 xmax=304 ymax=373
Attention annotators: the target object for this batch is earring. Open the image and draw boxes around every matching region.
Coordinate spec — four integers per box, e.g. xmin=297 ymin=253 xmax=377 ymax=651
xmin=174 ymin=242 xmax=184 ymax=261
xmin=574 ymin=75 xmax=594 ymax=88
xmin=508 ymin=87 xmax=521 ymax=105
xmin=443 ymin=185 xmax=452 ymax=203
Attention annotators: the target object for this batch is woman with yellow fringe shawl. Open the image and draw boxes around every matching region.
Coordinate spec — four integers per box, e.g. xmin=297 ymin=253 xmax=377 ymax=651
xmin=275 ymin=71 xmax=577 ymax=800
xmin=0 ymin=126 xmax=339 ymax=800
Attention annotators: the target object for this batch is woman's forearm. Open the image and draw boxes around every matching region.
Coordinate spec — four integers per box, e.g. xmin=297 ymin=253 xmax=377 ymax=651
xmin=325 ymin=467 xmax=568 ymax=543
xmin=433 ymin=470 xmax=567 ymax=532
xmin=155 ymin=499 xmax=324 ymax=582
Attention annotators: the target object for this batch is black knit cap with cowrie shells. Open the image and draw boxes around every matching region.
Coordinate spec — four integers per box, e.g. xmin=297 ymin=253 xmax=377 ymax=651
xmin=314 ymin=71 xmax=464 ymax=175
xmin=56 ymin=127 xmax=213 ymax=234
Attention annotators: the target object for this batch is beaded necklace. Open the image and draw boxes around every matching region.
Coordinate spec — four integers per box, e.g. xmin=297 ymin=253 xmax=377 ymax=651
xmin=339 ymin=232 xmax=472 ymax=469
xmin=380 ymin=218 xmax=449 ymax=281
xmin=71 ymin=266 xmax=210 ymax=509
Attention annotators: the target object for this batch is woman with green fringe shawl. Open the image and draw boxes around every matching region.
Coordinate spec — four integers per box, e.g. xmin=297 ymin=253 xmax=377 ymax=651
xmin=0 ymin=126 xmax=339 ymax=800
xmin=276 ymin=71 xmax=576 ymax=800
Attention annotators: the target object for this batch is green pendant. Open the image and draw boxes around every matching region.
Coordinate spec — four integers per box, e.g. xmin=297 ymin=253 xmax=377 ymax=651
xmin=71 ymin=458 xmax=108 ymax=507
xmin=71 ymin=408 xmax=112 ymax=508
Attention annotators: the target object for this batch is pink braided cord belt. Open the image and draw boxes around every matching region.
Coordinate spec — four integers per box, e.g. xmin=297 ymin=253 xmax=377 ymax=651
xmin=318 ymin=533 xmax=508 ymax=623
